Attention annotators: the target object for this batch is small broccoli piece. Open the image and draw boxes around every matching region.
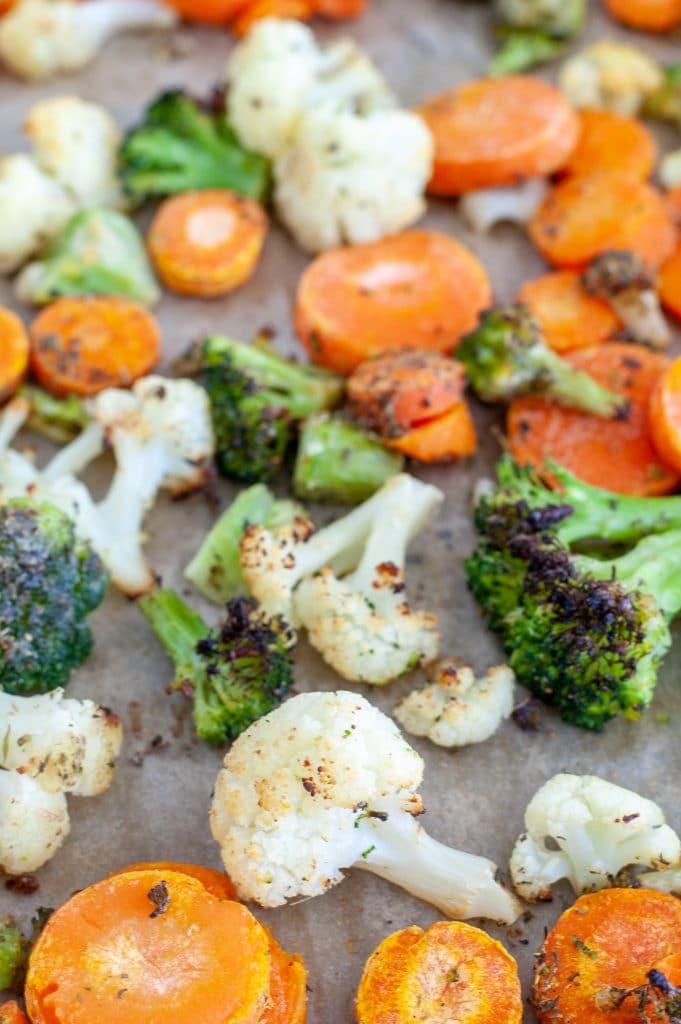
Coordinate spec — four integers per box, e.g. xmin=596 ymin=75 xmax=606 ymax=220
xmin=293 ymin=414 xmax=404 ymax=505
xmin=457 ymin=305 xmax=628 ymax=418
xmin=582 ymin=251 xmax=669 ymax=350
xmin=139 ymin=589 xmax=294 ymax=745
xmin=184 ymin=484 xmax=305 ymax=604
xmin=190 ymin=336 xmax=343 ymax=483
xmin=495 ymin=0 xmax=585 ymax=37
xmin=0 ymin=916 xmax=27 ymax=991
xmin=0 ymin=500 xmax=108 ymax=696
xmin=644 ymin=64 xmax=681 ymax=126
xmin=16 ymin=209 xmax=160 ymax=308
xmin=19 ymin=385 xmax=89 ymax=444
xmin=489 ymin=30 xmax=566 ymax=75
xmin=119 ymin=91 xmax=270 ymax=204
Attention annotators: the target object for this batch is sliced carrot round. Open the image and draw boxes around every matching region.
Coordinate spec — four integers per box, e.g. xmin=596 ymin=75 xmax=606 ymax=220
xmin=388 ymin=400 xmax=477 ymax=462
xmin=562 ymin=109 xmax=656 ymax=182
xmin=29 ymin=296 xmax=160 ymax=397
xmin=604 ymin=0 xmax=681 ymax=30
xmin=0 ymin=306 xmax=29 ymax=402
xmin=148 ymin=190 xmax=268 ymax=298
xmin=666 ymin=187 xmax=681 ymax=228
xmin=533 ymin=888 xmax=681 ymax=1024
xmin=231 ymin=0 xmax=315 ymax=35
xmin=25 ymin=869 xmax=270 ymax=1024
xmin=356 ymin=921 xmax=522 ymax=1024
xmin=295 ymin=230 xmax=491 ymax=375
xmin=260 ymin=927 xmax=307 ymax=1024
xmin=417 ymin=76 xmax=579 ymax=196
xmin=347 ymin=349 xmax=466 ymax=436
xmin=108 ymin=862 xmax=238 ymax=901
xmin=650 ymin=356 xmax=681 ymax=472
xmin=508 ymin=342 xmax=680 ymax=495
xmin=659 ymin=241 xmax=681 ymax=321
xmin=162 ymin=0 xmax=248 ymax=24
xmin=0 ymin=1002 xmax=29 ymax=1024
xmin=517 ymin=271 xmax=621 ymax=353
xmin=314 ymin=0 xmax=367 ymax=15
xmin=529 ymin=172 xmax=677 ymax=270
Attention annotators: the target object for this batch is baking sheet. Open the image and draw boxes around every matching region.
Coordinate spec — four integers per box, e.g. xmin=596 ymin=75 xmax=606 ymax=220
xmin=1 ymin=3 xmax=681 ymax=1020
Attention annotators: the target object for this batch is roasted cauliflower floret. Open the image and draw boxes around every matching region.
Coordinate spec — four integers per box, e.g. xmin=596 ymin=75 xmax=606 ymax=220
xmin=559 ymin=40 xmax=664 ymax=116
xmin=0 ymin=771 xmax=70 ymax=875
xmin=0 ymin=154 xmax=74 ymax=273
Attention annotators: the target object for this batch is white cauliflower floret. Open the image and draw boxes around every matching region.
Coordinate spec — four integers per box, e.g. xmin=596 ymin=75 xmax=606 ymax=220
xmin=0 ymin=770 xmax=70 ymax=875
xmin=559 ymin=40 xmax=664 ymax=116
xmin=0 ymin=0 xmax=177 ymax=81
xmin=227 ymin=18 xmax=395 ymax=159
xmin=210 ymin=690 xmax=521 ymax=923
xmin=510 ymin=773 xmax=681 ymax=902
xmin=459 ymin=179 xmax=548 ymax=234
xmin=581 ymin=251 xmax=670 ymax=351
xmin=394 ymin=661 xmax=515 ymax=748
xmin=293 ymin=476 xmax=442 ymax=683
xmin=660 ymin=149 xmax=681 ymax=190
xmin=0 ymin=154 xmax=75 ymax=273
xmin=25 ymin=96 xmax=125 ymax=209
xmin=274 ymin=107 xmax=433 ymax=252
xmin=0 ymin=689 xmax=123 ymax=797
xmin=638 ymin=867 xmax=681 ymax=895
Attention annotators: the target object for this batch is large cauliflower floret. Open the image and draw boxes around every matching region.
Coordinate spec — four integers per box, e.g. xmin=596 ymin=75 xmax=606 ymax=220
xmin=0 ymin=154 xmax=75 ymax=273
xmin=274 ymin=107 xmax=434 ymax=253
xmin=227 ymin=18 xmax=395 ymax=159
xmin=510 ymin=773 xmax=681 ymax=902
xmin=0 ymin=771 xmax=70 ymax=875
xmin=0 ymin=0 xmax=177 ymax=81
xmin=559 ymin=40 xmax=664 ymax=116
xmin=25 ymin=96 xmax=125 ymax=210
xmin=210 ymin=690 xmax=521 ymax=923
xmin=394 ymin=661 xmax=515 ymax=748
xmin=0 ymin=689 xmax=123 ymax=797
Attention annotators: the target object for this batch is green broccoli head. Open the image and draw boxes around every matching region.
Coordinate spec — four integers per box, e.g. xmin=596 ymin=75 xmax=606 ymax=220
xmin=0 ymin=915 xmax=27 ymax=991
xmin=495 ymin=0 xmax=585 ymax=37
xmin=644 ymin=64 xmax=681 ymax=126
xmin=119 ymin=90 xmax=270 ymax=204
xmin=489 ymin=29 xmax=566 ymax=76
xmin=139 ymin=588 xmax=294 ymax=746
xmin=0 ymin=501 xmax=109 ymax=695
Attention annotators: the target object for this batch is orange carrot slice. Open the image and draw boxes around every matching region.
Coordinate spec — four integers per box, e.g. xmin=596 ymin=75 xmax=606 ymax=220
xmin=604 ymin=0 xmax=681 ymax=30
xmin=0 ymin=307 xmax=29 ymax=402
xmin=295 ymin=230 xmax=491 ymax=375
xmin=529 ymin=172 xmax=677 ymax=270
xmin=563 ymin=109 xmax=656 ymax=182
xmin=666 ymin=187 xmax=681 ymax=227
xmin=230 ymin=0 xmax=315 ymax=33
xmin=517 ymin=271 xmax=621 ymax=353
xmin=347 ymin=349 xmax=466 ymax=436
xmin=25 ymin=869 xmax=270 ymax=1024
xmin=29 ymin=296 xmax=160 ymax=397
xmin=650 ymin=355 xmax=681 ymax=472
xmin=148 ymin=190 xmax=268 ymax=298
xmin=356 ymin=921 xmax=522 ymax=1024
xmin=0 ymin=1003 xmax=29 ymax=1024
xmin=260 ymin=927 xmax=307 ymax=1024
xmin=108 ymin=862 xmax=238 ymax=901
xmin=659 ymin=241 xmax=681 ymax=321
xmin=533 ymin=888 xmax=681 ymax=1024
xmin=388 ymin=400 xmax=478 ymax=462
xmin=508 ymin=342 xmax=680 ymax=495
xmin=162 ymin=0 xmax=248 ymax=24
xmin=314 ymin=0 xmax=367 ymax=15
xmin=417 ymin=76 xmax=579 ymax=195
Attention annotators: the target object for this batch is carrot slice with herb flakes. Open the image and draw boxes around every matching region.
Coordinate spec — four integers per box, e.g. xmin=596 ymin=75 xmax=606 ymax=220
xmin=148 ymin=190 xmax=268 ymax=298
xmin=529 ymin=172 xmax=677 ymax=270
xmin=388 ymin=400 xmax=478 ymax=463
xmin=650 ymin=356 xmax=681 ymax=473
xmin=417 ymin=76 xmax=579 ymax=196
xmin=0 ymin=1003 xmax=29 ymax=1024
xmin=659 ymin=241 xmax=681 ymax=322
xmin=296 ymin=230 xmax=491 ymax=375
xmin=356 ymin=921 xmax=522 ymax=1024
xmin=347 ymin=349 xmax=466 ymax=437
xmin=25 ymin=868 xmax=271 ymax=1024
xmin=562 ymin=109 xmax=656 ymax=182
xmin=29 ymin=296 xmax=160 ymax=398
xmin=0 ymin=307 xmax=29 ymax=402
xmin=533 ymin=888 xmax=681 ymax=1024
xmin=517 ymin=271 xmax=621 ymax=353
xmin=604 ymin=0 xmax=681 ymax=31
xmin=108 ymin=861 xmax=238 ymax=901
xmin=261 ymin=927 xmax=307 ymax=1024
xmin=508 ymin=342 xmax=680 ymax=496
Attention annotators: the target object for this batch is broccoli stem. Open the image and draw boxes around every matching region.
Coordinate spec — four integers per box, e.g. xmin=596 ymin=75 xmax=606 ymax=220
xmin=579 ymin=530 xmax=681 ymax=621
xmin=529 ymin=346 xmax=627 ymax=418
xmin=293 ymin=415 xmax=404 ymax=505
xmin=354 ymin=812 xmax=520 ymax=924
xmin=20 ymin=386 xmax=89 ymax=444
xmin=0 ymin=915 xmax=27 ymax=990
xmin=489 ymin=30 xmax=565 ymax=75
xmin=138 ymin=588 xmax=210 ymax=685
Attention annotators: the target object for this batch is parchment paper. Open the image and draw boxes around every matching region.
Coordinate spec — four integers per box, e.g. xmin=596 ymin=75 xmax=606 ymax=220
xmin=1 ymin=4 xmax=680 ymax=1020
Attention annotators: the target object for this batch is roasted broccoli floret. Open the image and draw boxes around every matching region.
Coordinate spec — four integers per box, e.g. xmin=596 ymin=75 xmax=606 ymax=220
xmin=489 ymin=30 xmax=566 ymax=75
xmin=490 ymin=0 xmax=584 ymax=74
xmin=184 ymin=484 xmax=305 ymax=604
xmin=293 ymin=414 xmax=404 ymax=505
xmin=19 ymin=385 xmax=89 ymax=444
xmin=0 ymin=915 xmax=27 ymax=991
xmin=0 ymin=500 xmax=108 ymax=696
xmin=187 ymin=336 xmax=344 ymax=483
xmin=138 ymin=589 xmax=294 ymax=745
xmin=16 ymin=209 xmax=160 ymax=308
xmin=457 ymin=305 xmax=628 ymax=418
xmin=119 ymin=90 xmax=270 ymax=204
xmin=582 ymin=250 xmax=669 ymax=350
